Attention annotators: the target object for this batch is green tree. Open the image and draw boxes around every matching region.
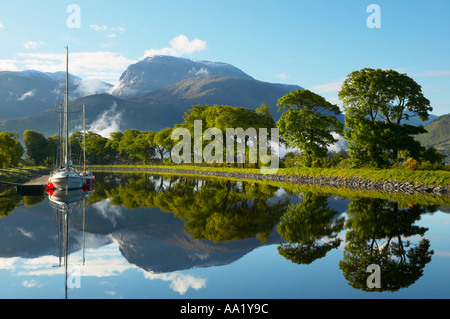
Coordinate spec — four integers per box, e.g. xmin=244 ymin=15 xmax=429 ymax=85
xmin=0 ymin=132 xmax=24 ymax=168
xmin=24 ymin=130 xmax=49 ymax=165
xmin=47 ymin=135 xmax=61 ymax=167
xmin=85 ymin=132 xmax=117 ymax=165
xmin=276 ymin=90 xmax=343 ymax=167
xmin=118 ymin=129 xmax=155 ymax=164
xmin=153 ymin=128 xmax=175 ymax=161
xmin=339 ymin=68 xmax=432 ymax=167
xmin=106 ymin=131 xmax=123 ymax=163
xmin=69 ymin=131 xmax=83 ymax=165
xmin=421 ymin=147 xmax=446 ymax=165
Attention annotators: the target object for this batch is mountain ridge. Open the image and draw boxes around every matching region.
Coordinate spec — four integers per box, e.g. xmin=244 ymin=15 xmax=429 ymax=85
xmin=0 ymin=69 xmax=112 ymax=121
xmin=112 ymin=55 xmax=255 ymax=98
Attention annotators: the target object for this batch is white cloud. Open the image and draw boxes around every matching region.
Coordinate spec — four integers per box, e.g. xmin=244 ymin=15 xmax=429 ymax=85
xmin=22 ymin=279 xmax=43 ymax=288
xmin=92 ymin=197 xmax=124 ymax=225
xmin=113 ymin=26 xmax=126 ymax=34
xmin=23 ymin=41 xmax=44 ymax=50
xmin=73 ymin=78 xmax=113 ymax=97
xmin=13 ymin=51 xmax=136 ymax=84
xmin=143 ymin=34 xmax=207 ymax=58
xmin=328 ymin=133 xmax=348 ymax=153
xmin=0 ymin=257 xmax=19 ymax=270
xmin=18 ymin=90 xmax=36 ymax=101
xmin=309 ymin=79 xmax=344 ymax=93
xmin=90 ymin=24 xmax=126 ymax=39
xmin=189 ymin=67 xmax=209 ymax=76
xmin=90 ymin=24 xmax=109 ymax=31
xmin=0 ymin=22 xmax=4 ymax=30
xmin=412 ymin=70 xmax=450 ymax=77
xmin=142 ymin=271 xmax=207 ymax=295
xmin=0 ymin=59 xmax=19 ymax=71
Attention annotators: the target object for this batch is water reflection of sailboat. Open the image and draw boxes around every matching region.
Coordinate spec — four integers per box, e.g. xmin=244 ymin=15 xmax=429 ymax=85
xmin=47 ymin=187 xmax=88 ymax=299
xmin=48 ymin=189 xmax=84 ymax=206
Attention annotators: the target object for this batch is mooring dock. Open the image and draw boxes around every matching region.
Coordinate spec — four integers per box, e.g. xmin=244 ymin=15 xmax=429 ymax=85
xmin=15 ymin=175 xmax=49 ymax=195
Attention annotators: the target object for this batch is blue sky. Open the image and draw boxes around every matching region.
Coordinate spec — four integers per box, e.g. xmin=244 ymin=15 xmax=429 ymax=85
xmin=0 ymin=0 xmax=449 ymax=116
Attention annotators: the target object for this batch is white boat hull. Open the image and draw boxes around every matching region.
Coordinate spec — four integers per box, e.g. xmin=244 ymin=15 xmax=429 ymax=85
xmin=49 ymin=169 xmax=83 ymax=190
xmin=49 ymin=177 xmax=83 ymax=190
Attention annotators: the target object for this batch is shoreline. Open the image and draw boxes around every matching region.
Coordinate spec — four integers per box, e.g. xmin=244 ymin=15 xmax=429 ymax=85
xmin=90 ymin=165 xmax=450 ymax=197
xmin=1 ymin=165 xmax=448 ymax=197
xmin=0 ymin=167 xmax=50 ymax=194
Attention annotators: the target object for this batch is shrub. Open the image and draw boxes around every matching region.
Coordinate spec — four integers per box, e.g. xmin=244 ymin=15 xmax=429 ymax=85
xmin=403 ymin=158 xmax=419 ymax=170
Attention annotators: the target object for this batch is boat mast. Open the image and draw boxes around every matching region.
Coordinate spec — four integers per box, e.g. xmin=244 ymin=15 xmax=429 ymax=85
xmin=83 ymin=104 xmax=86 ymax=170
xmin=65 ymin=47 xmax=69 ymax=169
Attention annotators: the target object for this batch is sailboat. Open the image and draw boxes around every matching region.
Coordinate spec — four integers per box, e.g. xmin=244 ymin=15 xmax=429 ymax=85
xmin=48 ymin=47 xmax=83 ymax=190
xmin=80 ymin=103 xmax=95 ymax=187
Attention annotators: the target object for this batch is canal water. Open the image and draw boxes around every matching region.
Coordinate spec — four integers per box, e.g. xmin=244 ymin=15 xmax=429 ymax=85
xmin=0 ymin=172 xmax=449 ymax=299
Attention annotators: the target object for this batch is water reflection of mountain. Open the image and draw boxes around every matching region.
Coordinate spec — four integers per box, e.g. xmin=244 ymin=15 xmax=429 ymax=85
xmin=110 ymin=206 xmax=282 ymax=273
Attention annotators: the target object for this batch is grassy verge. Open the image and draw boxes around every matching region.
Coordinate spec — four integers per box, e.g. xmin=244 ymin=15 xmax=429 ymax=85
xmin=0 ymin=166 xmax=50 ymax=194
xmin=0 ymin=166 xmax=50 ymax=184
xmin=89 ymin=164 xmax=450 ymax=187
xmin=281 ymin=167 xmax=450 ymax=186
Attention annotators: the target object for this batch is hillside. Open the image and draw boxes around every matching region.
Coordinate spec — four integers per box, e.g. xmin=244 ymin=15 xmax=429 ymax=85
xmin=0 ymin=70 xmax=112 ymax=121
xmin=415 ymin=113 xmax=450 ymax=163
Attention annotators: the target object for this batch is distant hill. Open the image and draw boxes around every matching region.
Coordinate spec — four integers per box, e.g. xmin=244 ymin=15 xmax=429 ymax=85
xmin=415 ymin=113 xmax=450 ymax=163
xmin=137 ymin=75 xmax=303 ymax=119
xmin=0 ymin=70 xmax=112 ymax=121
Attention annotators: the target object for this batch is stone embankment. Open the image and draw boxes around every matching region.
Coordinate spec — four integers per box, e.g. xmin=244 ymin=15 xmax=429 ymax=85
xmin=91 ymin=166 xmax=450 ymax=196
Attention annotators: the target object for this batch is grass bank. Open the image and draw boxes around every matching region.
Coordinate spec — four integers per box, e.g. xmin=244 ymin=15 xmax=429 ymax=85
xmin=0 ymin=166 xmax=50 ymax=184
xmin=0 ymin=166 xmax=50 ymax=193
xmin=89 ymin=164 xmax=450 ymax=187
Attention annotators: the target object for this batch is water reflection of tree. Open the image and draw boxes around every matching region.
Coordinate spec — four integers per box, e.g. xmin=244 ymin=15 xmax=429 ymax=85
xmin=339 ymin=197 xmax=434 ymax=292
xmin=166 ymin=179 xmax=289 ymax=243
xmin=0 ymin=189 xmax=46 ymax=218
xmin=0 ymin=194 xmax=21 ymax=218
xmin=277 ymin=192 xmax=344 ymax=264
xmin=100 ymin=174 xmax=289 ymax=243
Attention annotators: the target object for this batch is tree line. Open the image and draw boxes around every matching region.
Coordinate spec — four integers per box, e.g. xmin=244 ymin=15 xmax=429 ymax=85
xmin=0 ymin=68 xmax=446 ymax=170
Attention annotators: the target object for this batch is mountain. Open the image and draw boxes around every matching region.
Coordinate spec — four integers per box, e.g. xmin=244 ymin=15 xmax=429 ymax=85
xmin=0 ymin=70 xmax=113 ymax=121
xmin=0 ymin=75 xmax=304 ymax=138
xmin=0 ymin=56 xmax=306 ymax=138
xmin=137 ymin=75 xmax=303 ymax=119
xmin=415 ymin=113 xmax=450 ymax=163
xmin=112 ymin=55 xmax=254 ymax=98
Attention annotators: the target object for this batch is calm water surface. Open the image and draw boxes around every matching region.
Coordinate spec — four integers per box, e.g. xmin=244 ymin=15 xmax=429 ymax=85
xmin=0 ymin=172 xmax=449 ymax=299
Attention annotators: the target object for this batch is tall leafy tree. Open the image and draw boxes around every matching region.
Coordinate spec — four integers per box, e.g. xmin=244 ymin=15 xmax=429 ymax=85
xmin=153 ymin=128 xmax=175 ymax=161
xmin=106 ymin=131 xmax=123 ymax=163
xmin=85 ymin=132 xmax=118 ymax=165
xmin=339 ymin=68 xmax=431 ymax=167
xmin=0 ymin=132 xmax=24 ymax=168
xmin=23 ymin=130 xmax=49 ymax=165
xmin=276 ymin=90 xmax=343 ymax=167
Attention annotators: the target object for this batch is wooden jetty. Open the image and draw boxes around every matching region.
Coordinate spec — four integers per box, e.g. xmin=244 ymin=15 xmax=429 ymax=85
xmin=16 ymin=175 xmax=49 ymax=195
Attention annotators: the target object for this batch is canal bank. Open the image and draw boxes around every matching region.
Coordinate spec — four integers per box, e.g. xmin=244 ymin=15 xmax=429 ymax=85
xmin=89 ymin=165 xmax=450 ymax=196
